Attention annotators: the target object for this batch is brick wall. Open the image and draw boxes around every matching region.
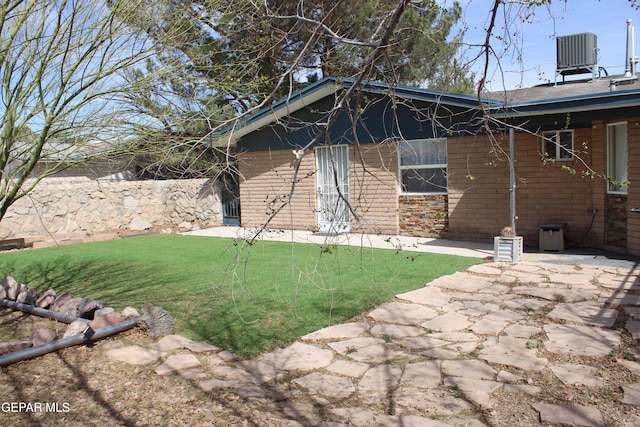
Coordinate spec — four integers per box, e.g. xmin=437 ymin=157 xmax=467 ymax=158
xmin=447 ymin=134 xmax=511 ymax=242
xmin=447 ymin=128 xmax=608 ymax=248
xmin=239 ymin=143 xmax=399 ymax=235
xmin=349 ymin=143 xmax=398 ymax=235
xmin=626 ymin=118 xmax=640 ymax=256
xmin=238 ymin=115 xmax=640 ymax=252
xmin=239 ymin=149 xmax=318 ymax=231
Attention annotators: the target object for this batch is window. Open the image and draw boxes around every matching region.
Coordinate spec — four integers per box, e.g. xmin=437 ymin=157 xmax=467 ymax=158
xmin=607 ymin=122 xmax=628 ymax=194
xmin=399 ymin=138 xmax=447 ymax=194
xmin=542 ymin=130 xmax=573 ymax=160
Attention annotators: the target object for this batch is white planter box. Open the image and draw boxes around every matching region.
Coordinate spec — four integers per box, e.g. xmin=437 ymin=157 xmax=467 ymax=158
xmin=494 ymin=236 xmax=523 ymax=263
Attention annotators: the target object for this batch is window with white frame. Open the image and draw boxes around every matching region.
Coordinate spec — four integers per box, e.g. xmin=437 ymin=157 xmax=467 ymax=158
xmin=542 ymin=130 xmax=573 ymax=161
xmin=399 ymin=138 xmax=447 ymax=194
xmin=607 ymin=122 xmax=628 ymax=194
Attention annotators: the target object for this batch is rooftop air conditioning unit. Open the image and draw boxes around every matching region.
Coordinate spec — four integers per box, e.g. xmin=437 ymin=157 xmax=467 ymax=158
xmin=556 ymin=32 xmax=598 ymax=80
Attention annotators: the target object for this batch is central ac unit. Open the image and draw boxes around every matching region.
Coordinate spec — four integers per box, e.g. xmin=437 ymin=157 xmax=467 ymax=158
xmin=556 ymin=32 xmax=598 ymax=77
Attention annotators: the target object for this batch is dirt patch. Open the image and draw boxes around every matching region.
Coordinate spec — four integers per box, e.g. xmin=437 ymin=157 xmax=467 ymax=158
xmin=0 ymin=309 xmax=290 ymax=426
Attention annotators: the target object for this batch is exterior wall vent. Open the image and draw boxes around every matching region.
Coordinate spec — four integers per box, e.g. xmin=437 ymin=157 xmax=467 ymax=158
xmin=556 ymin=32 xmax=598 ymax=81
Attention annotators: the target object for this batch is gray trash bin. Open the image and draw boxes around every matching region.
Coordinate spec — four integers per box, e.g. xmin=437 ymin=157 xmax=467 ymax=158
xmin=539 ymin=223 xmax=564 ymax=252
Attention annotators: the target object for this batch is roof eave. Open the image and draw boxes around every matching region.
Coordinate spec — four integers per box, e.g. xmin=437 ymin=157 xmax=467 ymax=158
xmin=212 ymin=78 xmax=342 ymax=148
xmin=492 ymin=88 xmax=640 ymax=118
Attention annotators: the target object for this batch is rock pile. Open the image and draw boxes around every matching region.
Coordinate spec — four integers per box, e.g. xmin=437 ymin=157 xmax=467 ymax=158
xmin=0 ymin=275 xmax=158 ymax=357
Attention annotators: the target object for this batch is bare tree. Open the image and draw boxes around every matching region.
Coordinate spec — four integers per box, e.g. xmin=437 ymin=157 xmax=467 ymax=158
xmin=0 ymin=0 xmax=151 ymax=221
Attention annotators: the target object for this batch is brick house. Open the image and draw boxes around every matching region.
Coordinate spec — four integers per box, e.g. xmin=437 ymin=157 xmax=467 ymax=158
xmin=228 ymin=76 xmax=640 ymax=256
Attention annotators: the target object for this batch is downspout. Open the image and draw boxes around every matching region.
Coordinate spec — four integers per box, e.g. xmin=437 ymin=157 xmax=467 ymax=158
xmin=509 ymin=128 xmax=517 ymax=233
xmin=0 ymin=318 xmax=139 ymax=367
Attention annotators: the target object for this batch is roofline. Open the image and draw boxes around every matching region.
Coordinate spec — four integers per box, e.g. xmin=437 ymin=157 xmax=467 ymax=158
xmin=217 ymin=77 xmax=640 ymax=147
xmin=214 ymin=78 xmax=342 ymax=148
xmin=491 ymin=87 xmax=640 ymax=118
xmin=219 ymin=77 xmax=493 ymax=147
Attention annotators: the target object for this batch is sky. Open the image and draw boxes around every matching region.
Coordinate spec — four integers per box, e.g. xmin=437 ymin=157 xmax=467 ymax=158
xmin=449 ymin=0 xmax=640 ymax=90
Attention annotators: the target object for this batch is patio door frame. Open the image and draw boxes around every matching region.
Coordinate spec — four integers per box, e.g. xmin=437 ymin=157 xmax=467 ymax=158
xmin=315 ymin=145 xmax=350 ymax=234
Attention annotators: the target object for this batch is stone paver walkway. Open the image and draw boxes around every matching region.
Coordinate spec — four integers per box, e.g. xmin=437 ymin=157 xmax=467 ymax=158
xmin=105 ymin=261 xmax=640 ymax=426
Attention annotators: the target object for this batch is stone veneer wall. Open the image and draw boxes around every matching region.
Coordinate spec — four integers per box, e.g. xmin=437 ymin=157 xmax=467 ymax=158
xmin=0 ymin=177 xmax=222 ymax=241
xmin=606 ymin=193 xmax=627 ymax=250
xmin=398 ymin=195 xmax=448 ymax=238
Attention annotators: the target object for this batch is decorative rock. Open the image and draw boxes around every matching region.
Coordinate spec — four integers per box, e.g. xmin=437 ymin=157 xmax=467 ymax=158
xmin=129 ymin=216 xmax=153 ymax=231
xmin=137 ymin=303 xmax=175 ymax=338
xmin=121 ymin=306 xmax=140 ymax=319
xmin=90 ymin=312 xmax=125 ymax=330
xmin=94 ymin=307 xmax=115 ymax=317
xmin=2 ymin=276 xmax=19 ymax=300
xmin=532 ymin=402 xmax=604 ymax=427
xmin=16 ymin=287 xmax=38 ymax=305
xmin=178 ymin=221 xmax=193 ymax=231
xmin=35 ymin=289 xmax=56 ymax=309
xmin=30 ymin=328 xmax=58 ymax=346
xmin=63 ymin=320 xmax=90 ymax=338
xmin=49 ymin=292 xmax=74 ymax=312
xmin=15 ymin=283 xmax=27 ymax=300
xmin=0 ymin=341 xmax=32 ymax=356
xmin=57 ymin=297 xmax=103 ymax=319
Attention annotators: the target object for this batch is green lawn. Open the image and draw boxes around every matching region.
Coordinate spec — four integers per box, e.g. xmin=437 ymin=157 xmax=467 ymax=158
xmin=0 ymin=234 xmax=481 ymax=357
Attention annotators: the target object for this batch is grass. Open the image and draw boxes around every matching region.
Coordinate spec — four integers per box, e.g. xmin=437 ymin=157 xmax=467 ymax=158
xmin=0 ymin=234 xmax=481 ymax=357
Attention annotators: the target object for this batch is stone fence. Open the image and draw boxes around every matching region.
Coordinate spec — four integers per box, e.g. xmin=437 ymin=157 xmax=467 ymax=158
xmin=0 ymin=177 xmax=222 ymax=246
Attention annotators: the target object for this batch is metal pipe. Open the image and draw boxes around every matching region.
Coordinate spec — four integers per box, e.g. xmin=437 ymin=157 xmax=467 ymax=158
xmin=509 ymin=127 xmax=517 ymax=233
xmin=0 ymin=318 xmax=139 ymax=367
xmin=0 ymin=298 xmax=90 ymax=324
